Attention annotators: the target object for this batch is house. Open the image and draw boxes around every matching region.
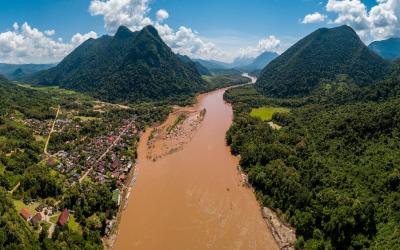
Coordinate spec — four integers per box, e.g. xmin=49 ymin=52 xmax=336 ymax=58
xmin=31 ymin=213 xmax=42 ymax=225
xmin=57 ymin=208 xmax=70 ymax=226
xmin=111 ymin=171 xmax=119 ymax=178
xmin=108 ymin=136 xmax=114 ymax=144
xmin=46 ymin=158 xmax=57 ymax=167
xmin=19 ymin=208 xmax=32 ymax=221
xmin=35 ymin=204 xmax=46 ymax=212
xmin=105 ymin=220 xmax=115 ymax=236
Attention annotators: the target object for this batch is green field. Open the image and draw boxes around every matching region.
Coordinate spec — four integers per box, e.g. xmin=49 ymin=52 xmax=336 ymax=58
xmin=13 ymin=200 xmax=38 ymax=216
xmin=68 ymin=215 xmax=82 ymax=234
xmin=33 ymin=134 xmax=46 ymax=143
xmin=49 ymin=214 xmax=59 ymax=224
xmin=250 ymin=107 xmax=290 ymax=121
xmin=73 ymin=116 xmax=101 ymax=121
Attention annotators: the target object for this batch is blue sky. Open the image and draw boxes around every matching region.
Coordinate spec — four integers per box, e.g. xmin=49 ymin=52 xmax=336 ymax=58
xmin=0 ymin=0 xmax=397 ymax=63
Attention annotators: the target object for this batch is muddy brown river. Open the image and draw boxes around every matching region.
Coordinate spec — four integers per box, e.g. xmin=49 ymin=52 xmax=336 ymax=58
xmin=113 ymin=78 xmax=278 ymax=250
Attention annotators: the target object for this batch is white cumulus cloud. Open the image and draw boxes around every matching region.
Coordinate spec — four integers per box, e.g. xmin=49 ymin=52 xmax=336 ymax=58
xmin=326 ymin=0 xmax=400 ymax=41
xmin=302 ymin=12 xmax=327 ymax=24
xmin=71 ymin=31 xmax=98 ymax=46
xmin=89 ymin=0 xmax=150 ymax=33
xmin=0 ymin=22 xmax=97 ymax=64
xmin=89 ymin=0 xmax=227 ymax=60
xmin=239 ymin=35 xmax=281 ymax=58
xmin=44 ymin=30 xmax=55 ymax=36
xmin=156 ymin=9 xmax=169 ymax=22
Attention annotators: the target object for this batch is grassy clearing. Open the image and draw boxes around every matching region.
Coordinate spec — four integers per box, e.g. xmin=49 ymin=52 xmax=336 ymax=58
xmin=17 ymin=84 xmax=75 ymax=94
xmin=202 ymin=74 xmax=249 ymax=90
xmin=68 ymin=215 xmax=82 ymax=234
xmin=250 ymin=107 xmax=290 ymax=121
xmin=73 ymin=116 xmax=100 ymax=121
xmin=16 ymin=83 xmax=93 ymax=102
xmin=49 ymin=214 xmax=59 ymax=224
xmin=33 ymin=134 xmax=46 ymax=142
xmin=13 ymin=199 xmax=38 ymax=215
xmin=50 ymin=213 xmax=81 ymax=234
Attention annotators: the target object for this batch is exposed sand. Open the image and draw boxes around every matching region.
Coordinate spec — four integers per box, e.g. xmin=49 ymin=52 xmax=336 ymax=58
xmin=113 ymin=84 xmax=278 ymax=250
xmin=146 ymin=107 xmax=206 ymax=162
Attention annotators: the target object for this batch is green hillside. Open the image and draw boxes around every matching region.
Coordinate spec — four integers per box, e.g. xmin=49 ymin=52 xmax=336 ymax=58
xmin=256 ymin=25 xmax=389 ymax=98
xmin=27 ymin=25 xmax=205 ymax=103
xmin=369 ymin=38 xmax=400 ymax=61
xmin=225 ymin=83 xmax=400 ymax=249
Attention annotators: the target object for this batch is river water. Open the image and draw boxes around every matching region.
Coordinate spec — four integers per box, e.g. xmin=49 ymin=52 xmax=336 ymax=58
xmin=114 ymin=78 xmax=278 ymax=250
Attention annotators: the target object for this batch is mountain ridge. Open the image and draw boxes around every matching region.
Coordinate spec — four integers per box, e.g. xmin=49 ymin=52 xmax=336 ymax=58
xmin=256 ymin=25 xmax=389 ymax=97
xmin=194 ymin=51 xmax=278 ymax=73
xmin=26 ymin=25 xmax=205 ymax=102
xmin=369 ymin=37 xmax=400 ymax=60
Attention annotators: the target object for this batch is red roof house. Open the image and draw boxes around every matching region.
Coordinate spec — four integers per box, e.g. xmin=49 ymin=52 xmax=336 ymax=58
xmin=108 ymin=136 xmax=114 ymax=143
xmin=31 ymin=212 xmax=43 ymax=225
xmin=57 ymin=208 xmax=70 ymax=226
xmin=19 ymin=208 xmax=32 ymax=221
xmin=46 ymin=158 xmax=57 ymax=167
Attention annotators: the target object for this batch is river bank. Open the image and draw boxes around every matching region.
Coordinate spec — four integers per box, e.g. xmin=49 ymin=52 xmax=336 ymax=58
xmin=107 ymin=74 xmax=280 ymax=250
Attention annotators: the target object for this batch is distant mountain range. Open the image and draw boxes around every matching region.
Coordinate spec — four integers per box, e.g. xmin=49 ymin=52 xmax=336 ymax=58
xmin=0 ymin=63 xmax=54 ymax=80
xmin=193 ymin=51 xmax=278 ymax=73
xmin=256 ymin=25 xmax=389 ymax=98
xmin=26 ymin=25 xmax=205 ymax=102
xmin=240 ymin=51 xmax=278 ymax=71
xmin=369 ymin=38 xmax=400 ymax=61
xmin=192 ymin=59 xmax=232 ymax=70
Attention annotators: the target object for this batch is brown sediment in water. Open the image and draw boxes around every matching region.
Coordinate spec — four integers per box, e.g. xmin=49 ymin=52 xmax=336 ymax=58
xmin=113 ymin=85 xmax=279 ymax=250
xmin=146 ymin=107 xmax=206 ymax=162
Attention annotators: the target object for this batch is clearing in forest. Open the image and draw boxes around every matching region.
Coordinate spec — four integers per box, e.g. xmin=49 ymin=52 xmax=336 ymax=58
xmin=250 ymin=107 xmax=289 ymax=121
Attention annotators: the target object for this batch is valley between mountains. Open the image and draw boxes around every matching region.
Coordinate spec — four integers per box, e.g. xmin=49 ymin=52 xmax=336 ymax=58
xmin=0 ymin=20 xmax=400 ymax=250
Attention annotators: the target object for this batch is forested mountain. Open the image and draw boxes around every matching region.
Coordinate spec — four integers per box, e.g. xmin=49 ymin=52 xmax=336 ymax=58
xmin=27 ymin=25 xmax=205 ymax=102
xmin=225 ymin=89 xmax=400 ymax=249
xmin=369 ymin=38 xmax=400 ymax=61
xmin=192 ymin=59 xmax=232 ymax=70
xmin=194 ymin=52 xmax=277 ymax=73
xmin=0 ymin=63 xmax=54 ymax=80
xmin=177 ymin=54 xmax=211 ymax=75
xmin=231 ymin=56 xmax=255 ymax=68
xmin=256 ymin=25 xmax=389 ymax=98
xmin=223 ymin=27 xmax=400 ymax=249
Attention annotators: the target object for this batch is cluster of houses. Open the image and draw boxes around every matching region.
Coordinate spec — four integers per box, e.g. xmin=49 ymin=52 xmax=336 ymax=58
xmin=53 ymin=119 xmax=73 ymax=132
xmin=47 ymin=118 xmax=137 ymax=188
xmin=22 ymin=119 xmax=52 ymax=136
xmin=20 ymin=208 xmax=43 ymax=226
xmin=19 ymin=205 xmax=70 ymax=228
xmin=20 ymin=114 xmax=140 ymax=237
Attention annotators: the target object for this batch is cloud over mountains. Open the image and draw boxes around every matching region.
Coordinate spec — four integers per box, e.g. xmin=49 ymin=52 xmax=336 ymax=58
xmin=89 ymin=0 xmax=227 ymax=61
xmin=0 ymin=22 xmax=97 ymax=64
xmin=0 ymin=0 xmax=295 ymax=63
xmin=302 ymin=12 xmax=327 ymax=24
xmin=303 ymin=0 xmax=400 ymax=41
